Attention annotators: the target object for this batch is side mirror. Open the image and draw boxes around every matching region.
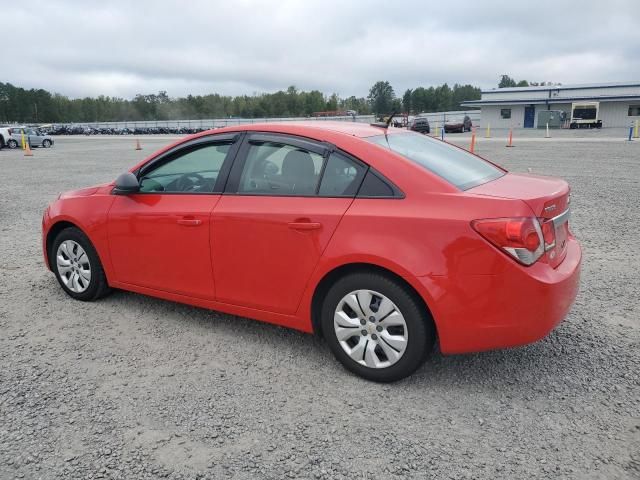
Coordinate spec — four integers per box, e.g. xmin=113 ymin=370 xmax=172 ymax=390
xmin=113 ymin=172 xmax=140 ymax=195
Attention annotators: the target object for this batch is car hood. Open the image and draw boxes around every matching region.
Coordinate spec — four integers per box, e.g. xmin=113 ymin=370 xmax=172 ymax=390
xmin=59 ymin=182 xmax=113 ymax=199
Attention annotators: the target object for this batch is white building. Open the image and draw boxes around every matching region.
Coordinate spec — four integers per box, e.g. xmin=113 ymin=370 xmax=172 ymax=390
xmin=461 ymin=81 xmax=640 ymax=129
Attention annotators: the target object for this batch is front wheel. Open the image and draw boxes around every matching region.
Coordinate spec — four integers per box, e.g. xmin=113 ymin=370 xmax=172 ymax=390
xmin=321 ymin=272 xmax=435 ymax=382
xmin=7 ymin=139 xmax=18 ymax=149
xmin=51 ymin=227 xmax=111 ymax=301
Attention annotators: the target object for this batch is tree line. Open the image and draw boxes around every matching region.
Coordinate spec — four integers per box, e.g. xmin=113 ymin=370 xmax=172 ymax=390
xmin=0 ymin=80 xmax=486 ymax=124
xmin=367 ymin=81 xmax=481 ymax=117
xmin=498 ymin=74 xmax=560 ymax=88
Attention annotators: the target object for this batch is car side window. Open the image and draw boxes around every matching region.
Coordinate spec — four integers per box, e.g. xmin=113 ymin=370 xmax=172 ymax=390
xmin=357 ymin=170 xmax=398 ymax=197
xmin=318 ymin=152 xmax=366 ymax=197
xmin=237 ymin=142 xmax=324 ymax=196
xmin=139 ymin=143 xmax=231 ymax=193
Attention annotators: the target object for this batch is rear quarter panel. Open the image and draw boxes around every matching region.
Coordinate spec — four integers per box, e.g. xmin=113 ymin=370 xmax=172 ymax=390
xmin=296 ymin=190 xmax=535 ymax=332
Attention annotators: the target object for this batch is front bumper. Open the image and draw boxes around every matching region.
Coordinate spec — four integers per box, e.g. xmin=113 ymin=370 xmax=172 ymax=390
xmin=421 ymin=237 xmax=582 ymax=354
xmin=42 ymin=207 xmax=52 ymax=270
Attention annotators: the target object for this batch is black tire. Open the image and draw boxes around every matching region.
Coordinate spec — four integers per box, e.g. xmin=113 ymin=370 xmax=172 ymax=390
xmin=7 ymin=139 xmax=18 ymax=149
xmin=321 ymin=272 xmax=435 ymax=382
xmin=51 ymin=227 xmax=111 ymax=301
xmin=43 ymin=139 xmax=52 ymax=148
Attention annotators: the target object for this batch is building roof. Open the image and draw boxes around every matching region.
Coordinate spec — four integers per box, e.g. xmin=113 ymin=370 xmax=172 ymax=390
xmin=462 ymin=81 xmax=640 ymax=107
xmin=481 ymin=81 xmax=640 ymax=94
xmin=462 ymin=94 xmax=640 ymax=107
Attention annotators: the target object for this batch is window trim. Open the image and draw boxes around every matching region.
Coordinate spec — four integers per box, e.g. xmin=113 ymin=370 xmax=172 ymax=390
xmin=132 ymin=133 xmax=243 ymax=195
xmin=500 ymin=108 xmax=512 ymax=119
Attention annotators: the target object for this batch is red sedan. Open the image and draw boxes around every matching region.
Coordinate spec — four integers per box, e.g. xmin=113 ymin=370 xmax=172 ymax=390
xmin=42 ymin=122 xmax=581 ymax=382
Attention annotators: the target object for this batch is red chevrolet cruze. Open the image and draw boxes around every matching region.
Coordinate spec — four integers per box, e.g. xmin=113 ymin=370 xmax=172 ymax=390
xmin=42 ymin=122 xmax=581 ymax=382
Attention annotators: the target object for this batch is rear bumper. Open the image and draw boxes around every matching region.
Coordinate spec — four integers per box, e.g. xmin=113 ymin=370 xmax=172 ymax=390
xmin=421 ymin=237 xmax=582 ymax=354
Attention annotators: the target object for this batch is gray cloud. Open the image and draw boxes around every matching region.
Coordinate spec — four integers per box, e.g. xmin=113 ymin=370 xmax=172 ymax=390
xmin=3 ymin=0 xmax=639 ymax=98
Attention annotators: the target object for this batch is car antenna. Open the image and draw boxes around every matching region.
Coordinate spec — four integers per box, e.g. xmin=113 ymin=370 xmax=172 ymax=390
xmin=370 ymin=112 xmax=397 ymax=138
xmin=385 ymin=112 xmax=397 ymax=129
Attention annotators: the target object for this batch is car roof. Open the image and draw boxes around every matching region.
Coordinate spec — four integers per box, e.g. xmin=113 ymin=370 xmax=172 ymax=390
xmin=219 ymin=121 xmax=393 ymax=138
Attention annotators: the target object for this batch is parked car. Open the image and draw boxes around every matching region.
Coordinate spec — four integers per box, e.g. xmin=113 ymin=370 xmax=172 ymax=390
xmin=8 ymin=127 xmax=54 ymax=148
xmin=391 ymin=115 xmax=408 ymax=128
xmin=409 ymin=117 xmax=430 ymax=134
xmin=444 ymin=115 xmax=472 ymax=133
xmin=42 ymin=122 xmax=581 ymax=382
xmin=0 ymin=127 xmax=12 ymax=149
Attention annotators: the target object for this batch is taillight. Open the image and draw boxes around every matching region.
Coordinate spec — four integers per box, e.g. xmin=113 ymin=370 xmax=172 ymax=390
xmin=540 ymin=219 xmax=556 ymax=251
xmin=471 ymin=217 xmax=544 ymax=266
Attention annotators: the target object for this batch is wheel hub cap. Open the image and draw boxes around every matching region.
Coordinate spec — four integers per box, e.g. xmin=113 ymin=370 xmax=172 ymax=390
xmin=334 ymin=289 xmax=408 ymax=369
xmin=56 ymin=240 xmax=91 ymax=293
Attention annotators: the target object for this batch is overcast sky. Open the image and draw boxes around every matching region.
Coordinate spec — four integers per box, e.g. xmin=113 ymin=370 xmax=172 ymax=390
xmin=3 ymin=0 xmax=639 ymax=99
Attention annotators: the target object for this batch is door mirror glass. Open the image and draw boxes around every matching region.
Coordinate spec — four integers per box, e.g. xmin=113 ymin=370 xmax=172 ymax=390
xmin=113 ymin=172 xmax=140 ymax=195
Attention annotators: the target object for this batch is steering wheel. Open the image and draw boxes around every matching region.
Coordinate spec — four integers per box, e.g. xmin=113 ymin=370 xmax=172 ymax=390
xmin=175 ymin=172 xmax=206 ymax=192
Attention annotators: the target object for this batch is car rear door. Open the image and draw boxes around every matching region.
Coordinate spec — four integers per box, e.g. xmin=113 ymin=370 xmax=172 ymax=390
xmin=211 ymin=133 xmax=366 ymax=315
xmin=107 ymin=134 xmax=240 ymax=299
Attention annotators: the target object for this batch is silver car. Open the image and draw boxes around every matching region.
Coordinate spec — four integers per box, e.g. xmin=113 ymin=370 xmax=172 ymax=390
xmin=8 ymin=127 xmax=54 ymax=148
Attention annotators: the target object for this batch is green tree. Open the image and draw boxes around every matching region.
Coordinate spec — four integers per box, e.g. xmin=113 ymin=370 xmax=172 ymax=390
xmin=499 ymin=75 xmax=517 ymax=88
xmin=325 ymin=93 xmax=339 ymax=111
xmin=451 ymin=84 xmax=481 ymax=110
xmin=368 ymin=81 xmax=395 ymax=115
xmin=402 ymin=89 xmax=412 ymax=113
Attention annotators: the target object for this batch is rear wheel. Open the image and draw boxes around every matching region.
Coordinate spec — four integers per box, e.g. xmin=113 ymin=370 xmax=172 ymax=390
xmin=321 ymin=272 xmax=435 ymax=382
xmin=51 ymin=227 xmax=111 ymax=301
xmin=7 ymin=139 xmax=18 ymax=149
xmin=43 ymin=139 xmax=52 ymax=148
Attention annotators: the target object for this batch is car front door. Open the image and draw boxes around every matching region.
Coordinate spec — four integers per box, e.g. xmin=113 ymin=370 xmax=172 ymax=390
xmin=26 ymin=129 xmax=39 ymax=145
xmin=107 ymin=134 xmax=239 ymax=299
xmin=212 ymin=133 xmax=366 ymax=315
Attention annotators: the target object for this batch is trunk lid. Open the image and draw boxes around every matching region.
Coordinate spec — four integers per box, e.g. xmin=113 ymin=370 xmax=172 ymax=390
xmin=469 ymin=173 xmax=571 ymax=267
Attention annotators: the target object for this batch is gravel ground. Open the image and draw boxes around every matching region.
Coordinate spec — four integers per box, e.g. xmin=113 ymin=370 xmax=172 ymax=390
xmin=1 ymin=132 xmax=639 ymax=480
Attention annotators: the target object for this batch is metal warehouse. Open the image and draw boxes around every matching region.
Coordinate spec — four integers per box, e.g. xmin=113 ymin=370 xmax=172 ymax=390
xmin=462 ymin=81 xmax=640 ymax=129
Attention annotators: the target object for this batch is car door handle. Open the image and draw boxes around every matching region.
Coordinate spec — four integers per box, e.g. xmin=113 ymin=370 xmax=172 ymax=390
xmin=177 ymin=217 xmax=202 ymax=226
xmin=288 ymin=222 xmax=321 ymax=231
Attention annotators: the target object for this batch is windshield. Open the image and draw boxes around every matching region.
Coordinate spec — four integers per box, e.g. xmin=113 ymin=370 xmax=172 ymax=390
xmin=366 ymin=132 xmax=504 ymax=190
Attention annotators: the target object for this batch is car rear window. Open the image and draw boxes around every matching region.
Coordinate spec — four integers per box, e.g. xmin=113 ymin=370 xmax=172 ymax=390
xmin=366 ymin=132 xmax=504 ymax=190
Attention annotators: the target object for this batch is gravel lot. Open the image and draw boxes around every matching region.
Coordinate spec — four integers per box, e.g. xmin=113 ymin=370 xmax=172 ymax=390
xmin=1 ymin=131 xmax=639 ymax=479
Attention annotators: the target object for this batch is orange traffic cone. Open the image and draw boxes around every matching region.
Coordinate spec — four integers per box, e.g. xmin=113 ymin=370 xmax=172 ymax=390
xmin=470 ymin=127 xmax=477 ymax=153
xmin=135 ymin=139 xmax=142 ymax=151
xmin=506 ymin=128 xmax=514 ymax=147
xmin=24 ymin=141 xmax=34 ymax=157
